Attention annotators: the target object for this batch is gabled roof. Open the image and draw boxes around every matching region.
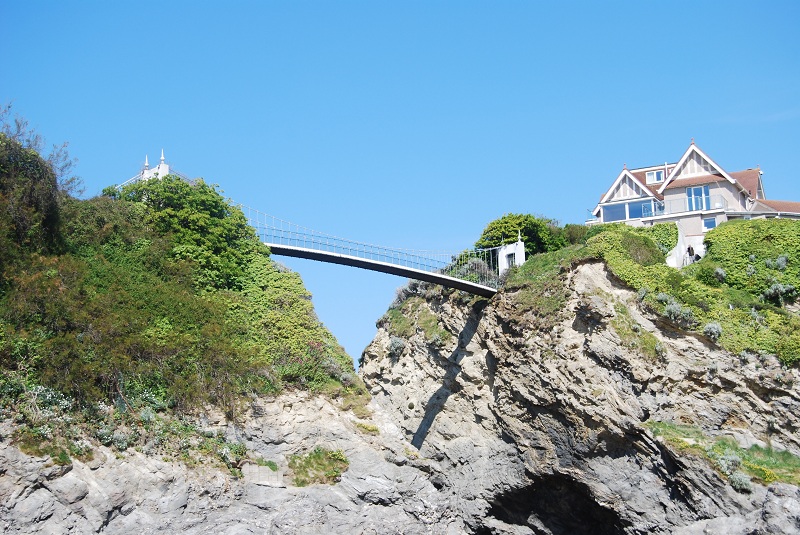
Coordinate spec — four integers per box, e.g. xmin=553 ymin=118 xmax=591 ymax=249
xmin=730 ymin=169 xmax=763 ymax=199
xmin=591 ymin=142 xmax=781 ymax=223
xmin=657 ymin=142 xmax=738 ymax=195
xmin=599 ymin=168 xmax=656 ymax=204
xmin=593 ymin=168 xmax=657 ymax=216
xmin=756 ymin=199 xmax=800 ymax=213
xmin=629 ymin=168 xmax=672 ymax=200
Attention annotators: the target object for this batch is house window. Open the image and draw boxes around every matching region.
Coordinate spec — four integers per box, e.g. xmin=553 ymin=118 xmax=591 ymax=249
xmin=687 ymin=185 xmax=710 ymax=211
xmin=645 ymin=170 xmax=664 ymax=184
xmin=602 ymin=204 xmax=626 ymax=222
xmin=628 ymin=199 xmax=652 ymax=219
xmin=703 ymin=217 xmax=716 ymax=232
xmin=506 ymin=253 xmax=516 ymax=268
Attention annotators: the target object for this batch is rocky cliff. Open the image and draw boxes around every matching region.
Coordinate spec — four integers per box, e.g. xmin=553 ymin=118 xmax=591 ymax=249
xmin=1 ymin=391 xmax=470 ymax=534
xmin=361 ymin=262 xmax=800 ymax=534
xmin=2 ymin=261 xmax=800 ymax=534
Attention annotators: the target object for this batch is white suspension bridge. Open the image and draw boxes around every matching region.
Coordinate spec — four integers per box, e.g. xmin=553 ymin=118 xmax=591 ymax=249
xmin=121 ymin=159 xmax=512 ymax=297
xmin=240 ymin=206 xmax=503 ymax=297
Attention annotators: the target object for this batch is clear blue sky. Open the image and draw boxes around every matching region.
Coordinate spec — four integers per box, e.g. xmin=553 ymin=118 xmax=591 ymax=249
xmin=3 ymin=1 xmax=799 ymax=366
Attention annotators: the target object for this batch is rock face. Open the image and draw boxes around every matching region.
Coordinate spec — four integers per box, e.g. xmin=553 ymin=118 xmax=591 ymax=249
xmin=0 ymin=393 xmax=465 ymax=534
xmin=2 ymin=262 xmax=799 ymax=534
xmin=360 ymin=262 xmax=800 ymax=534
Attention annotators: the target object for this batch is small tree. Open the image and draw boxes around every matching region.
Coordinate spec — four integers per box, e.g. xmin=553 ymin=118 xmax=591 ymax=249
xmin=475 ymin=213 xmax=566 ymax=257
xmin=117 ymin=175 xmax=265 ymax=291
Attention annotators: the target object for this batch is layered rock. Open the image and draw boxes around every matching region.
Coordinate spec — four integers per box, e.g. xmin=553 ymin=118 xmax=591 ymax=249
xmin=2 ymin=261 xmax=799 ymax=534
xmin=0 ymin=393 xmax=463 ymax=534
xmin=360 ymin=262 xmax=800 ymax=534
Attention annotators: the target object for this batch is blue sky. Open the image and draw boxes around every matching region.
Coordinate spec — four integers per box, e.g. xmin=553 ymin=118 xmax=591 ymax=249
xmin=2 ymin=1 xmax=799 ymax=366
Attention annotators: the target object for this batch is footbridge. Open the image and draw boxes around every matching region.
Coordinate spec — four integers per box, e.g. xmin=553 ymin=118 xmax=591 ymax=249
xmin=241 ymin=206 xmax=502 ymax=297
xmin=118 ymin=162 xmax=504 ymax=296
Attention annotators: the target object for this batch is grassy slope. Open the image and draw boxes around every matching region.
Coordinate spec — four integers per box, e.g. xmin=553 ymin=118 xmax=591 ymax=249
xmin=0 ymin=157 xmax=364 ymax=470
xmin=506 ymin=221 xmax=800 ymax=366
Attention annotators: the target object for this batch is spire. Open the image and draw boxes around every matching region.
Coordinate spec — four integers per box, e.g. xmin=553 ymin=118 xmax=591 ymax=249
xmin=623 ymin=162 xmax=627 ymax=170
xmin=144 ymin=155 xmax=149 ymax=170
xmin=691 ymin=137 xmax=695 ymax=145
xmin=160 ymin=149 xmax=165 ymax=164
xmin=517 ymin=229 xmax=522 ymax=242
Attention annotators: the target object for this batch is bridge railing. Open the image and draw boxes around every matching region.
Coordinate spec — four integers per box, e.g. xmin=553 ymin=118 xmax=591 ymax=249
xmin=239 ymin=205 xmax=500 ymax=289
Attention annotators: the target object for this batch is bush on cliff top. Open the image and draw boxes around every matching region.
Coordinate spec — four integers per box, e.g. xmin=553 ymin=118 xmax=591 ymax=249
xmin=1 ymin=159 xmax=355 ymax=418
xmin=475 ymin=213 xmax=567 ymax=257
xmin=505 ymin=221 xmax=799 ymax=366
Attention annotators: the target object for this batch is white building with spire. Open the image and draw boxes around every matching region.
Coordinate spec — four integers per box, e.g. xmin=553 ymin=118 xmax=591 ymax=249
xmin=140 ymin=149 xmax=170 ymax=181
xmin=119 ymin=150 xmax=173 ymax=188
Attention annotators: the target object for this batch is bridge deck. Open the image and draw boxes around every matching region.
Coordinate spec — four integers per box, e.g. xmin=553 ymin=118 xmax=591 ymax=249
xmin=267 ymin=244 xmax=497 ymax=298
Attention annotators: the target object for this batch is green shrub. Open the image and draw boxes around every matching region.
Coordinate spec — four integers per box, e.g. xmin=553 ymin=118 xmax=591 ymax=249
xmin=475 ymin=213 xmax=567 ymax=257
xmin=728 ymin=471 xmax=752 ymax=493
xmin=611 ymin=303 xmax=663 ymax=362
xmin=383 ymin=301 xmax=418 ymax=338
xmin=562 ymin=224 xmax=589 ymax=245
xmin=648 ymin=421 xmax=800 ymax=487
xmin=0 ymin=151 xmax=356 ymax=414
xmin=0 ymin=133 xmax=62 ymax=255
xmin=355 ymin=422 xmax=379 ymax=435
xmin=288 ymin=447 xmax=349 ymax=487
xmin=504 ymin=221 xmax=799 ymax=364
xmin=703 ymin=322 xmax=722 ymax=342
xmin=504 ymin=245 xmax=585 ymax=331
xmin=762 ymin=283 xmax=796 ymax=306
xmin=617 ymin=232 xmax=665 ymax=266
xmin=583 ymin=221 xmax=800 ymax=366
xmin=256 ymin=458 xmax=279 ymax=471
xmin=635 ymin=223 xmax=679 ymax=253
xmin=339 ymin=385 xmax=372 ymax=419
xmin=388 ymin=336 xmax=406 ymax=358
xmin=703 ymin=220 xmax=800 ymax=297
xmin=717 ymin=453 xmax=741 ymax=475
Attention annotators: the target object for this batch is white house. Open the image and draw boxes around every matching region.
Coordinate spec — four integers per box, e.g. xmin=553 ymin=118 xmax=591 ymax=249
xmin=497 ymin=233 xmax=525 ymax=275
xmin=589 ymin=141 xmax=800 ymax=265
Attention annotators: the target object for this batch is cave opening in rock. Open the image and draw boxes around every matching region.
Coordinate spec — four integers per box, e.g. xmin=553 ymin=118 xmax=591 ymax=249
xmin=480 ymin=473 xmax=630 ymax=535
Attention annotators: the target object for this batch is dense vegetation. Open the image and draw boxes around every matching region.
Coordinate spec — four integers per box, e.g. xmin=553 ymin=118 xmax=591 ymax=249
xmin=504 ymin=219 xmax=799 ymax=366
xmin=475 ymin=213 xmax=567 ymax=257
xmin=393 ymin=212 xmax=799 ymax=366
xmin=0 ymin=132 xmax=362 ymax=469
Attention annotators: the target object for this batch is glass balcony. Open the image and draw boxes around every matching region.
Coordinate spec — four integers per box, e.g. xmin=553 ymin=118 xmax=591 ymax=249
xmin=590 ymin=195 xmax=729 ymax=225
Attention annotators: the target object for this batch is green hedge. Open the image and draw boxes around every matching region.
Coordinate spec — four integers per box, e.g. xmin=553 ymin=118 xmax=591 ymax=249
xmin=703 ymin=219 xmax=800 ymax=296
xmin=509 ymin=221 xmax=799 ymax=366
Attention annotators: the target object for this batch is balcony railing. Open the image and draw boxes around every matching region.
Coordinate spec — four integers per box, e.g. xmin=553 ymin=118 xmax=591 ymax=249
xmin=587 ymin=194 xmax=730 ymax=225
xmin=654 ymin=194 xmax=728 ymax=216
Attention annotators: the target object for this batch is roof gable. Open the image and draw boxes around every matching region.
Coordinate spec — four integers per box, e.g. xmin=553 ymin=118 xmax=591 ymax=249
xmin=593 ymin=169 xmax=656 ymax=216
xmin=658 ymin=143 xmax=737 ymax=194
xmin=600 ymin=169 xmax=656 ymax=204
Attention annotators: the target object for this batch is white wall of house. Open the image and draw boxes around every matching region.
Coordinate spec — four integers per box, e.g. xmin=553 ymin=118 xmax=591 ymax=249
xmin=661 ymin=181 xmax=745 ymax=216
xmin=498 ymin=240 xmax=525 ymax=275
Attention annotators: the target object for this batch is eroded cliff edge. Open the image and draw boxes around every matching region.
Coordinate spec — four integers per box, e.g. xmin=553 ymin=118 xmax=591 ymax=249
xmin=3 ymin=260 xmax=799 ymax=534
xmin=361 ymin=262 xmax=800 ymax=534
